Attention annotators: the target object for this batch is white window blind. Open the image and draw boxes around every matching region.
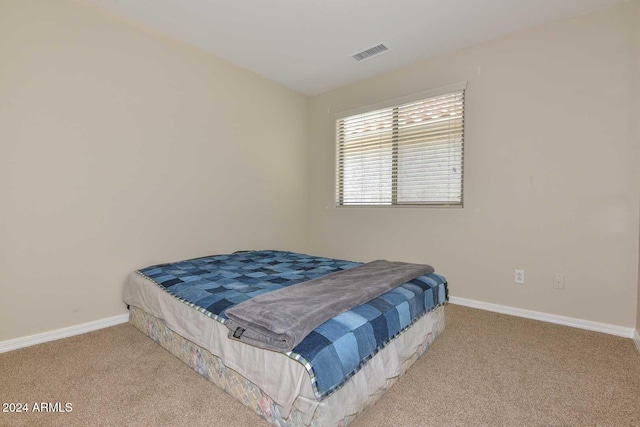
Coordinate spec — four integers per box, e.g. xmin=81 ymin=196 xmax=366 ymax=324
xmin=336 ymin=84 xmax=465 ymax=207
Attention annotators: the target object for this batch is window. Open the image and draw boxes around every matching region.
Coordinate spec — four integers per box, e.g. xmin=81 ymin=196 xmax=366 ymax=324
xmin=336 ymin=82 xmax=466 ymax=207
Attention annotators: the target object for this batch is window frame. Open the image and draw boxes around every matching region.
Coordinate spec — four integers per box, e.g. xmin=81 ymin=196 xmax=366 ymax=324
xmin=335 ymin=81 xmax=467 ymax=208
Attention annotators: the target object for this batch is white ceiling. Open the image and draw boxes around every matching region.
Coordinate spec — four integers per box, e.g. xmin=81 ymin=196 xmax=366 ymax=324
xmin=86 ymin=0 xmax=624 ymax=96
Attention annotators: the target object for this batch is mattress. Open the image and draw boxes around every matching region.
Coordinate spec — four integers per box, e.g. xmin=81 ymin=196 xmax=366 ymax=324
xmin=129 ymin=304 xmax=445 ymax=426
xmin=123 ymin=251 xmax=447 ymax=425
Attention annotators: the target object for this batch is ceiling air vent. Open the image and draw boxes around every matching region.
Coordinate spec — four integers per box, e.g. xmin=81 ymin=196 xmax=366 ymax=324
xmin=351 ymin=44 xmax=389 ymax=62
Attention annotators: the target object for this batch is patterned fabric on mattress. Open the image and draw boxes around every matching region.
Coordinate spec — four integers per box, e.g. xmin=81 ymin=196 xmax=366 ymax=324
xmin=137 ymin=250 xmax=448 ymax=400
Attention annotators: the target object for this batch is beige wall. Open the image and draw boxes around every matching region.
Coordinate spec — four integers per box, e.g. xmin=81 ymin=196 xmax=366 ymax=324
xmin=0 ymin=0 xmax=309 ymax=341
xmin=635 ymin=1 xmax=640 ymax=334
xmin=308 ymin=2 xmax=640 ymax=328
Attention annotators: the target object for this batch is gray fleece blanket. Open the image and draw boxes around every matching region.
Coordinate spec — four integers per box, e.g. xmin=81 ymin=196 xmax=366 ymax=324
xmin=224 ymin=260 xmax=434 ymax=352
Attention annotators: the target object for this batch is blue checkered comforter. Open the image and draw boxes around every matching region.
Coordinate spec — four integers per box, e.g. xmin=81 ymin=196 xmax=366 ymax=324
xmin=137 ymin=250 xmax=448 ymax=400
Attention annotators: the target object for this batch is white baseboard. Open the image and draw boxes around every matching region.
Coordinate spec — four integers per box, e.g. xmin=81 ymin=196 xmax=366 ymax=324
xmin=0 ymin=313 xmax=130 ymax=354
xmin=449 ymin=296 xmax=634 ymax=339
xmin=2 ymin=303 xmax=637 ymax=353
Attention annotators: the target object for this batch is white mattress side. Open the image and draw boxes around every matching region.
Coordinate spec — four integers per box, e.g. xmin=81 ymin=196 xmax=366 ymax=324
xmin=123 ymin=271 xmax=308 ymax=416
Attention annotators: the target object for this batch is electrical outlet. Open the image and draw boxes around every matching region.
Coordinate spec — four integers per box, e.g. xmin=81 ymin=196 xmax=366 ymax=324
xmin=553 ymin=273 xmax=565 ymax=290
xmin=515 ymin=269 xmax=525 ymax=284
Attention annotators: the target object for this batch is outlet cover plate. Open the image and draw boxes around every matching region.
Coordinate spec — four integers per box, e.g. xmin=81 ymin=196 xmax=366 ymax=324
xmin=553 ymin=273 xmax=565 ymax=289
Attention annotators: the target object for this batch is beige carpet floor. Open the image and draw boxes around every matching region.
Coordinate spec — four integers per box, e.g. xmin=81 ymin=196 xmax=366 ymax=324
xmin=1 ymin=304 xmax=638 ymax=427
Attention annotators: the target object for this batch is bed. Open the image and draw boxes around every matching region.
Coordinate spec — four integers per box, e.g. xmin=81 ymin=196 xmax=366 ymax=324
xmin=123 ymin=250 xmax=448 ymax=426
